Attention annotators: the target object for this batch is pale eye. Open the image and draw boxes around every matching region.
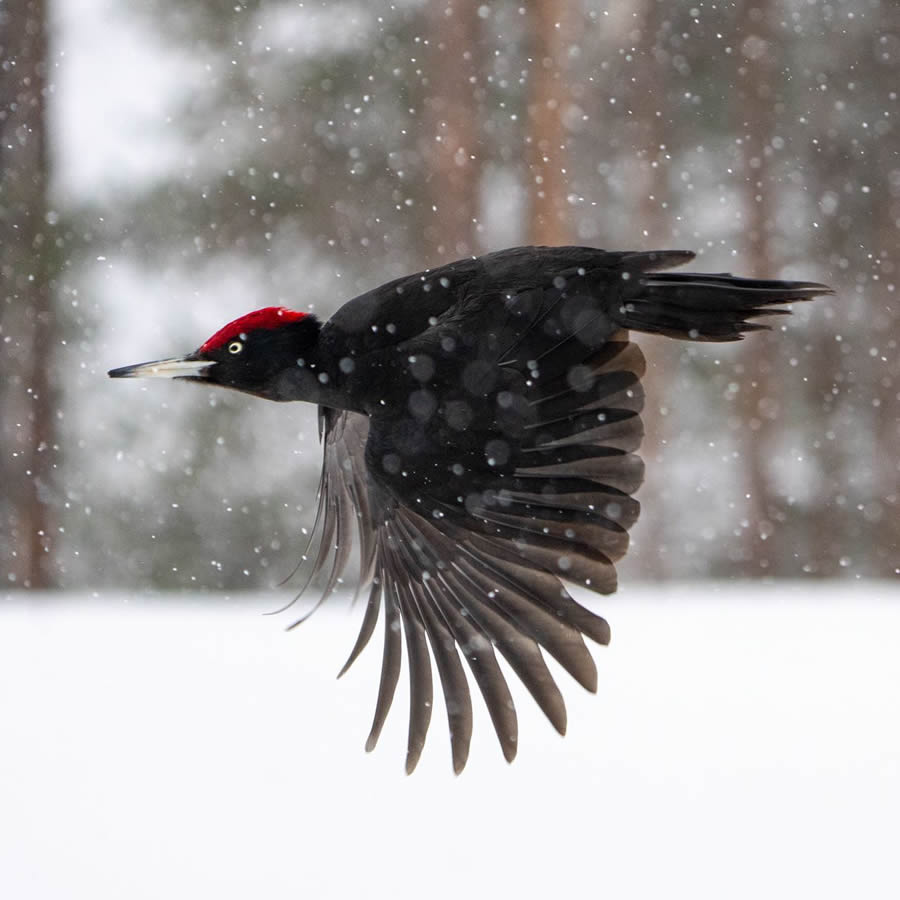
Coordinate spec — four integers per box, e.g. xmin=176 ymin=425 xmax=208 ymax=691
xmin=228 ymin=340 xmax=243 ymax=355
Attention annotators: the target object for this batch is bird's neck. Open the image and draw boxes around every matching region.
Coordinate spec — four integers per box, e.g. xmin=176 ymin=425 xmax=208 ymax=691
xmin=267 ymin=334 xmax=368 ymax=413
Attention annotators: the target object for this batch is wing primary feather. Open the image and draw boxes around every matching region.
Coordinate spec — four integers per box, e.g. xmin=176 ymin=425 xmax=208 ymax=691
xmin=463 ymin=506 xmax=621 ymax=572
xmin=267 ymin=480 xmax=332 ymax=616
xmin=399 ymin=513 xmax=569 ymax=735
xmin=404 ymin=514 xmax=576 ymax=734
xmin=276 ymin=466 xmax=328 ymax=589
xmin=442 ymin=560 xmax=568 ymax=736
xmin=428 ymin=582 xmax=519 ymax=762
xmin=278 ymin=407 xmax=342 ymax=593
xmin=451 ymin=551 xmax=598 ymax=693
xmin=284 ymin=495 xmax=338 ymax=629
xmin=337 ymin=578 xmax=382 ymax=678
xmin=515 ymin=452 xmax=645 ymax=494
xmin=461 ymin=533 xmax=612 ymax=645
xmin=416 ymin=580 xmax=473 ymax=774
xmin=500 ymin=538 xmax=617 ymax=595
xmin=339 ymin=416 xmax=378 ymax=595
xmin=318 ymin=483 xmax=355 ymax=599
xmin=388 ymin=546 xmax=434 ymax=774
xmin=364 ymin=567 xmax=402 ymax=753
xmin=283 ymin=410 xmax=376 ymax=625
xmin=391 ymin=513 xmax=473 ymax=772
xmin=393 ymin=512 xmax=518 ymax=761
xmin=471 ymin=505 xmax=630 ymax=562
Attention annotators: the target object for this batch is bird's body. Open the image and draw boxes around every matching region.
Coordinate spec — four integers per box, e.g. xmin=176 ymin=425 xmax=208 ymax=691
xmin=110 ymin=245 xmax=832 ymax=772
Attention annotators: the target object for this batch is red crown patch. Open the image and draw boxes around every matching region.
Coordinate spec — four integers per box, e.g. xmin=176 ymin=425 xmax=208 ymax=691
xmin=200 ymin=307 xmax=308 ymax=353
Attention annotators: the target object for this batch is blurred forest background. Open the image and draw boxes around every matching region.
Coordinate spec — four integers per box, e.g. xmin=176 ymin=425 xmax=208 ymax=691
xmin=1 ymin=0 xmax=897 ymax=591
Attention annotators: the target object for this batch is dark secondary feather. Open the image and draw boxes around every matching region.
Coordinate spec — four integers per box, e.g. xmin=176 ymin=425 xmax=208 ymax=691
xmin=291 ymin=247 xmax=831 ymax=773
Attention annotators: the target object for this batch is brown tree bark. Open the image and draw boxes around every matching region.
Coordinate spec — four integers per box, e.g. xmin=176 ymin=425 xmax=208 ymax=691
xmin=420 ymin=0 xmax=483 ymax=265
xmin=0 ymin=0 xmax=58 ymax=588
xmin=526 ymin=0 xmax=575 ymax=246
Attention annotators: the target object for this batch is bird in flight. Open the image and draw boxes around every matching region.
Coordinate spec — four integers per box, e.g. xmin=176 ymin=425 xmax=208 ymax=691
xmin=110 ymin=245 xmax=831 ymax=773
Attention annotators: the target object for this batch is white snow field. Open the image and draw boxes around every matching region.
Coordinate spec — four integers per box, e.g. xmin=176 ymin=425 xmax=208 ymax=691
xmin=1 ymin=582 xmax=898 ymax=899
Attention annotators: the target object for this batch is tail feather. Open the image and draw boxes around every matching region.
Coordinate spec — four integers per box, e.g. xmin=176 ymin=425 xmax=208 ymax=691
xmin=617 ymin=266 xmax=833 ymax=342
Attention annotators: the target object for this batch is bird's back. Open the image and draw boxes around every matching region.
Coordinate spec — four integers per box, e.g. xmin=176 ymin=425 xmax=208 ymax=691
xmin=320 ymin=246 xmax=682 ymax=357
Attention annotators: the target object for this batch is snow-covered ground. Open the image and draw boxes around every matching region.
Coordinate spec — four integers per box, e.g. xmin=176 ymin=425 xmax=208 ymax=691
xmin=1 ymin=583 xmax=898 ymax=899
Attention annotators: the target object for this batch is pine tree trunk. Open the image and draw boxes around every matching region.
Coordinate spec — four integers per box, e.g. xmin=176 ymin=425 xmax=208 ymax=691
xmin=526 ymin=0 xmax=574 ymax=246
xmin=0 ymin=0 xmax=58 ymax=588
xmin=421 ymin=0 xmax=483 ymax=265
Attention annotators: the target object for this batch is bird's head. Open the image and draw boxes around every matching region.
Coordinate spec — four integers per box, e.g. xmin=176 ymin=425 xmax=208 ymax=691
xmin=108 ymin=307 xmax=322 ymax=401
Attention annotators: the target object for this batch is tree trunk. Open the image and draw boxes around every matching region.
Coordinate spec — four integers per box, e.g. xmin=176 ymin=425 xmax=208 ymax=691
xmin=0 ymin=0 xmax=58 ymax=588
xmin=526 ymin=0 xmax=574 ymax=246
xmin=420 ymin=0 xmax=483 ymax=265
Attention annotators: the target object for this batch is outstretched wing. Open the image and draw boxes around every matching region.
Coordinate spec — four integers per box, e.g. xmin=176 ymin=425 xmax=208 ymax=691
xmin=359 ymin=331 xmax=644 ymax=773
xmin=299 ymin=336 xmax=645 ymax=774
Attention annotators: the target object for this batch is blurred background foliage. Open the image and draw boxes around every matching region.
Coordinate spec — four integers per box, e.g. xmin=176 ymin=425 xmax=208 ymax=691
xmin=1 ymin=0 xmax=897 ymax=591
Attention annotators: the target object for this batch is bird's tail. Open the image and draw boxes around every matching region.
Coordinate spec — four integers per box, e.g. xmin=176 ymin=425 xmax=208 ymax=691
xmin=616 ymin=253 xmax=833 ymax=342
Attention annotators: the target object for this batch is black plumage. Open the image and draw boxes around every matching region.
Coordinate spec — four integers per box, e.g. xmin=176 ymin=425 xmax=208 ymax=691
xmin=109 ymin=245 xmax=832 ymax=772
